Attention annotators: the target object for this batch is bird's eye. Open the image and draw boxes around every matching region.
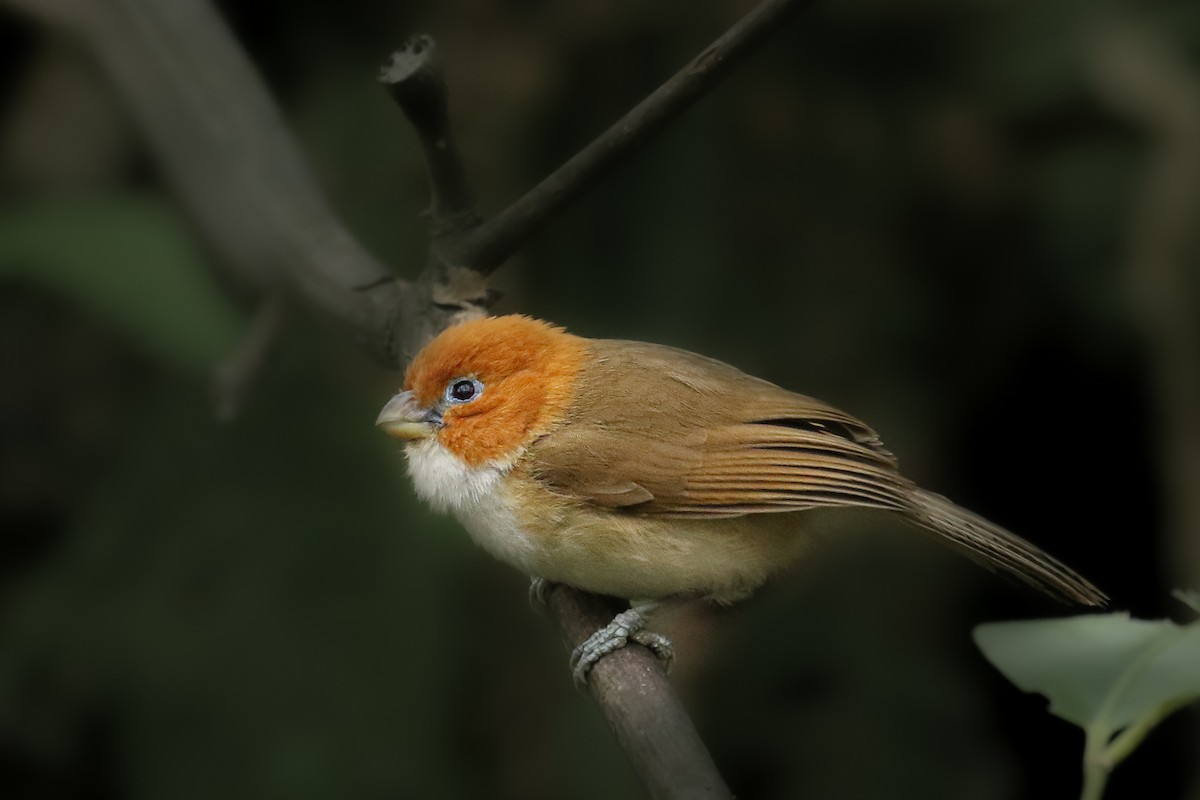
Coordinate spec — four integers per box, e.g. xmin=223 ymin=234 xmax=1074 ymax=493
xmin=446 ymin=378 xmax=483 ymax=404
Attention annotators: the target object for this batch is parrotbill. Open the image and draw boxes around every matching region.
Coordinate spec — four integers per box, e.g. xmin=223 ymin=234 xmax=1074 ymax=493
xmin=377 ymin=315 xmax=1105 ymax=682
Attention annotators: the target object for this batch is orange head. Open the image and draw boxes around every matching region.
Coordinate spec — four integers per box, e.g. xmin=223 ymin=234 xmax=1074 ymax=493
xmin=376 ymin=315 xmax=586 ymax=466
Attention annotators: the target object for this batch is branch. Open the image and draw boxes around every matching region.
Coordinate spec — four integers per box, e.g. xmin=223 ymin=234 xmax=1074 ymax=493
xmin=5 ymin=0 xmax=813 ymax=795
xmin=2 ymin=0 xmax=487 ymax=366
xmin=379 ymin=36 xmax=481 ymax=240
xmin=545 ymin=586 xmax=733 ymax=800
xmin=452 ymin=0 xmax=817 ymax=274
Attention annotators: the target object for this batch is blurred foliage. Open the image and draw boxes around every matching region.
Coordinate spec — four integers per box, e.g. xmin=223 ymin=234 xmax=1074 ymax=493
xmin=0 ymin=195 xmax=243 ymax=374
xmin=1 ymin=0 xmax=1198 ymax=798
xmin=976 ymin=605 xmax=1200 ymax=799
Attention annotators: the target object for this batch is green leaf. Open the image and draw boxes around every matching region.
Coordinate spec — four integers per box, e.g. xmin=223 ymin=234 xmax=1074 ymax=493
xmin=0 ymin=193 xmax=243 ymax=374
xmin=973 ymin=614 xmax=1200 ymax=738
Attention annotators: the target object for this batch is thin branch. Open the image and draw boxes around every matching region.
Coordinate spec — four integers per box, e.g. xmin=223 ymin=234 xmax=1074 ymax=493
xmin=452 ymin=0 xmax=817 ymax=274
xmin=544 ymin=586 xmax=733 ymax=800
xmin=380 ymin=36 xmax=481 ymax=240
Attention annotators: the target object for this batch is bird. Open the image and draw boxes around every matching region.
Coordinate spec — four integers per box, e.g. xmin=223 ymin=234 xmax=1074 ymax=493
xmin=376 ymin=314 xmax=1106 ymax=683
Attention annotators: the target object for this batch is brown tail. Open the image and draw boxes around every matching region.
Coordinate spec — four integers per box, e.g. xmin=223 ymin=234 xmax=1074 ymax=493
xmin=906 ymin=488 xmax=1107 ymax=606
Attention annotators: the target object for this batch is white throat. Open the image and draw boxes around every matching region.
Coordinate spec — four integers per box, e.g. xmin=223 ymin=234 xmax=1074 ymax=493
xmin=404 ymin=438 xmax=541 ymax=574
xmin=404 ymin=438 xmax=508 ymax=512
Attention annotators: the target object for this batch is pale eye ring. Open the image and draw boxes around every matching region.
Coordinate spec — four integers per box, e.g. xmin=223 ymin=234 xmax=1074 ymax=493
xmin=446 ymin=377 xmax=483 ymax=404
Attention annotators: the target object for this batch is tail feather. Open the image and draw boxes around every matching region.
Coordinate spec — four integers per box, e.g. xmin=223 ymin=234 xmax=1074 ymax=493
xmin=907 ymin=489 xmax=1107 ymax=606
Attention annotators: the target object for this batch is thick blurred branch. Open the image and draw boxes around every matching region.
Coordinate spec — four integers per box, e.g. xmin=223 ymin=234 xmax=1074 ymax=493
xmin=1 ymin=0 xmax=484 ymax=365
xmin=5 ymin=0 xmax=809 ymax=795
xmin=1085 ymin=22 xmax=1200 ymax=800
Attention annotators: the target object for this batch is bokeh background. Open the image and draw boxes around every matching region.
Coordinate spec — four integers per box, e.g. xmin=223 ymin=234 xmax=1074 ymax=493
xmin=1 ymin=0 xmax=1198 ymax=798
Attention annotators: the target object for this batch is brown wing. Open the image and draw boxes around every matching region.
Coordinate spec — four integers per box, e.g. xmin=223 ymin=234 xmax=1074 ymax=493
xmin=527 ymin=339 xmax=1107 ymax=606
xmin=527 ymin=339 xmax=913 ymax=518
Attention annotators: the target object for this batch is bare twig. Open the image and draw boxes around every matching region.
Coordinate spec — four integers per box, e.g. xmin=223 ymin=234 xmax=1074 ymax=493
xmin=453 ymin=0 xmax=818 ymax=274
xmin=377 ymin=33 xmax=493 ymax=342
xmin=545 ymin=585 xmax=733 ymax=800
xmin=380 ymin=36 xmax=481 ymax=241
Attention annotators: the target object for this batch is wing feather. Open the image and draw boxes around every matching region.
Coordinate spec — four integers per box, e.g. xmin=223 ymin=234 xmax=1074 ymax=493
xmin=527 ymin=339 xmax=910 ymax=517
xmin=524 ymin=338 xmax=1107 ymax=606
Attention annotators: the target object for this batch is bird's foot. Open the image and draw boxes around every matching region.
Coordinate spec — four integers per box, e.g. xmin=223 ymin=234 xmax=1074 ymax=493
xmin=569 ymin=607 xmax=673 ymax=687
xmin=528 ymin=577 xmax=553 ymax=611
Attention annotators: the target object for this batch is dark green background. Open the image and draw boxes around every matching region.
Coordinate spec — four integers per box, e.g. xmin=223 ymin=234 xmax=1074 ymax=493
xmin=1 ymin=0 xmax=1196 ymax=797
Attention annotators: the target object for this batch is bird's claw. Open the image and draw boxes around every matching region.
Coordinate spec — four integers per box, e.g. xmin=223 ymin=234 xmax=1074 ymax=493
xmin=630 ymin=629 xmax=674 ymax=672
xmin=569 ymin=608 xmax=673 ymax=687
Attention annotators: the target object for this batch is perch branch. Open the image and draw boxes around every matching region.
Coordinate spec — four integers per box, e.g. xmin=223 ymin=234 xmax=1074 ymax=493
xmin=545 ymin=585 xmax=733 ymax=800
xmin=453 ymin=0 xmax=818 ymax=273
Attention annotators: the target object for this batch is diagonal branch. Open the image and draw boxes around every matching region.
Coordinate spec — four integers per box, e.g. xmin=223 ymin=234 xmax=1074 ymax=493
xmin=451 ymin=0 xmax=817 ymax=274
xmin=545 ymin=586 xmax=732 ymax=799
